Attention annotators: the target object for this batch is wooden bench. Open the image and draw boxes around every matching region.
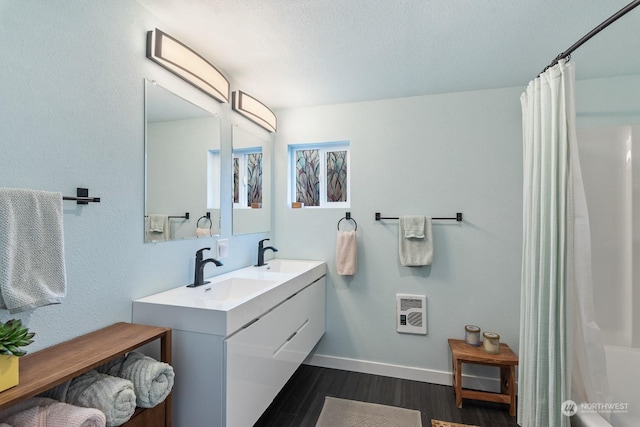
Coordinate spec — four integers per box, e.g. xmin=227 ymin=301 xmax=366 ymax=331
xmin=448 ymin=338 xmax=518 ymax=416
xmin=0 ymin=322 xmax=172 ymax=427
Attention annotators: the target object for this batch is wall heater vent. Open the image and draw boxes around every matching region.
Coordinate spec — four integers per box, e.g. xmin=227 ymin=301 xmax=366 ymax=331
xmin=396 ymin=294 xmax=427 ymax=335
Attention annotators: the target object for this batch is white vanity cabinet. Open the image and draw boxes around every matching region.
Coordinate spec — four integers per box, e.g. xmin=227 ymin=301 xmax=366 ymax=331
xmin=132 ymin=259 xmax=326 ymax=427
xmin=225 ymin=276 xmax=325 ymax=426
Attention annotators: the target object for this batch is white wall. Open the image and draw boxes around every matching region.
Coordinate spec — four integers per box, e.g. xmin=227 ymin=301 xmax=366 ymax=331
xmin=273 ymin=74 xmax=640 ymax=382
xmin=0 ymin=0 xmax=270 ymax=351
xmin=273 ymin=88 xmax=524 ymax=380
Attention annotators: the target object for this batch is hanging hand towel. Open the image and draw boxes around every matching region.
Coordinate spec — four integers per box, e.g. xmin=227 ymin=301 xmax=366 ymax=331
xmin=398 ymin=215 xmax=433 ymax=266
xmin=0 ymin=188 xmax=67 ymax=313
xmin=147 ymin=214 xmax=168 ymax=233
xmin=196 ymin=228 xmax=211 ymax=238
xmin=145 ymin=214 xmax=169 ymax=242
xmin=336 ymin=230 xmax=357 ymax=275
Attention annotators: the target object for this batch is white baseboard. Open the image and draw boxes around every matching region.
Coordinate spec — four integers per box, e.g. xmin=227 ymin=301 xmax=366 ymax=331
xmin=303 ymin=353 xmax=503 ymax=392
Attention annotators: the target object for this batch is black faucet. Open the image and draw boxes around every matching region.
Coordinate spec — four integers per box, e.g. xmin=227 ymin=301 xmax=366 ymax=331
xmin=255 ymin=238 xmax=278 ymax=267
xmin=188 ymin=247 xmax=223 ymax=288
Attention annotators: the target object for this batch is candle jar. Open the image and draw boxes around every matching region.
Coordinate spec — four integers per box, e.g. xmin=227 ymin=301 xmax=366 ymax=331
xmin=483 ymin=332 xmax=500 ymax=354
xmin=464 ymin=325 xmax=481 ymax=346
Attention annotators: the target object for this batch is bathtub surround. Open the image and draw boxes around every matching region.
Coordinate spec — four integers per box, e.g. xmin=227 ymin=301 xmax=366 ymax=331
xmin=573 ymin=126 xmax=640 ymax=427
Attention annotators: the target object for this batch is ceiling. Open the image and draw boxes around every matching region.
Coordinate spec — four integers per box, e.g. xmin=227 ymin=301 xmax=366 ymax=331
xmin=137 ymin=0 xmax=640 ymax=110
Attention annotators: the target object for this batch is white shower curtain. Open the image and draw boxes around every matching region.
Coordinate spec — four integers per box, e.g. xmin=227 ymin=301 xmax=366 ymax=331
xmin=519 ymin=59 xmax=608 ymax=427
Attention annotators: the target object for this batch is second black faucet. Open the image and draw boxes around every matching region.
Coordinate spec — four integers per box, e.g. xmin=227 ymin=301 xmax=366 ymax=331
xmin=255 ymin=238 xmax=278 ymax=267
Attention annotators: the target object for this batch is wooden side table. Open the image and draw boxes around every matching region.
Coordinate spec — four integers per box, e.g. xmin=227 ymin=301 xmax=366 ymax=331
xmin=448 ymin=338 xmax=518 ymax=416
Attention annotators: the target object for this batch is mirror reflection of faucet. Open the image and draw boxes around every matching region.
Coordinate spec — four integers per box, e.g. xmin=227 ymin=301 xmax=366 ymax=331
xmin=188 ymin=247 xmax=223 ymax=288
xmin=255 ymin=238 xmax=278 ymax=267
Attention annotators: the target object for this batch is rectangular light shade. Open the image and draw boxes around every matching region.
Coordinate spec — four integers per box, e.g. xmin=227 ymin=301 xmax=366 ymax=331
xmin=147 ymin=28 xmax=229 ymax=103
xmin=232 ymin=91 xmax=277 ymax=133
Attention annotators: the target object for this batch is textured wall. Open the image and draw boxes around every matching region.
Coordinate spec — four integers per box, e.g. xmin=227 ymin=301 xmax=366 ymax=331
xmin=273 ymin=88 xmax=524 ymax=376
xmin=0 ymin=1 xmax=269 ymax=351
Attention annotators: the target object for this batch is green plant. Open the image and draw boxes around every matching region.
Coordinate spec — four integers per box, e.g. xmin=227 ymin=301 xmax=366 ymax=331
xmin=0 ymin=319 xmax=35 ymax=357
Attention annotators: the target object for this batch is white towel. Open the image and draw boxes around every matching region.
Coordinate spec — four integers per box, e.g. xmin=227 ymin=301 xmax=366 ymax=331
xmin=0 ymin=188 xmax=67 ymax=313
xmin=0 ymin=397 xmax=106 ymax=427
xmin=398 ymin=216 xmax=433 ymax=266
xmin=145 ymin=214 xmax=169 ymax=242
xmin=336 ymin=230 xmax=357 ymax=275
xmin=147 ymin=214 xmax=167 ymax=233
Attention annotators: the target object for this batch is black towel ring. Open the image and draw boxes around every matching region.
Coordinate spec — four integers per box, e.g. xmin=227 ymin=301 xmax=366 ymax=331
xmin=337 ymin=213 xmax=357 ymax=231
xmin=197 ymin=215 xmax=212 ymax=230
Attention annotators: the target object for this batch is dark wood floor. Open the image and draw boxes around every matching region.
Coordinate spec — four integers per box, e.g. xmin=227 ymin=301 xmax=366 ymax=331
xmin=255 ymin=364 xmax=520 ymax=427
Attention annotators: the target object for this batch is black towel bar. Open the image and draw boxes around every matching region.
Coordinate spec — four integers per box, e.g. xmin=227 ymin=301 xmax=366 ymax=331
xmin=62 ymin=188 xmax=100 ymax=205
xmin=375 ymin=212 xmax=463 ymax=222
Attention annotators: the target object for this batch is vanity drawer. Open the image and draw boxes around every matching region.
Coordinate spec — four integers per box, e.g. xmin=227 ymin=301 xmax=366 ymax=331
xmin=224 ymin=287 xmax=309 ymax=427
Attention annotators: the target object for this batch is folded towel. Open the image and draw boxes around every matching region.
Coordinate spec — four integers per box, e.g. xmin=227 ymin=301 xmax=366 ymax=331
xmin=144 ymin=215 xmax=169 ymax=242
xmin=402 ymin=215 xmax=425 ymax=238
xmin=96 ymin=351 xmax=174 ymax=408
xmin=336 ymin=230 xmax=357 ymax=275
xmin=66 ymin=370 xmax=136 ymax=427
xmin=147 ymin=214 xmax=167 ymax=233
xmin=398 ymin=216 xmax=433 ymax=266
xmin=0 ymin=188 xmax=67 ymax=313
xmin=0 ymin=397 xmax=106 ymax=427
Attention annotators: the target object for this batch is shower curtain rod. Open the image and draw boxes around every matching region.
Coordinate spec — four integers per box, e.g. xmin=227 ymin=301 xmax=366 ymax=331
xmin=540 ymin=0 xmax=640 ymax=75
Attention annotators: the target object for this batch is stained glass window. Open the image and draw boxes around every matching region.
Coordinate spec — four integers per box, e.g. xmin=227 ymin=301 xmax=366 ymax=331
xmin=290 ymin=142 xmax=349 ymax=208
xmin=295 ymin=149 xmax=320 ymax=206
xmin=247 ymin=152 xmax=262 ymax=206
xmin=326 ymin=150 xmax=347 ymax=202
xmin=233 ymin=157 xmax=240 ymax=204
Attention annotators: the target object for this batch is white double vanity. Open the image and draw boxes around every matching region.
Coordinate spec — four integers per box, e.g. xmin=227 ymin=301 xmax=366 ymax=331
xmin=133 ymin=259 xmax=326 ymax=427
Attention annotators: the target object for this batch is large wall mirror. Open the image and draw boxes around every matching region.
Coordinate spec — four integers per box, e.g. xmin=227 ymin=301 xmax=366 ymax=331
xmin=232 ymin=125 xmax=271 ymax=235
xmin=145 ymin=80 xmax=222 ymax=242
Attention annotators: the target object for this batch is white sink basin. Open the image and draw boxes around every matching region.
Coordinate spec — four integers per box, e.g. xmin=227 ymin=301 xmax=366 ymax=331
xmin=166 ymin=277 xmax=279 ymax=309
xmin=133 ymin=259 xmax=326 ymax=336
xmin=253 ymin=259 xmax=322 ymax=273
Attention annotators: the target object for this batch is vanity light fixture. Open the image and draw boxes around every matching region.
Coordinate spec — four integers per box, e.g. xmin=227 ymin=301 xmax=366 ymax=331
xmin=146 ymin=28 xmax=230 ymax=103
xmin=232 ymin=91 xmax=277 ymax=133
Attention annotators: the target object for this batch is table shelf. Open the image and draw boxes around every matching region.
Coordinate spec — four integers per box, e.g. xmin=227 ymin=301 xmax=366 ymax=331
xmin=0 ymin=322 xmax=172 ymax=427
xmin=448 ymin=338 xmax=518 ymax=416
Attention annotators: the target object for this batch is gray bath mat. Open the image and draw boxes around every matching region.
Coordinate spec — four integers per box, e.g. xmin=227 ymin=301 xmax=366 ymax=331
xmin=315 ymin=396 xmax=422 ymax=427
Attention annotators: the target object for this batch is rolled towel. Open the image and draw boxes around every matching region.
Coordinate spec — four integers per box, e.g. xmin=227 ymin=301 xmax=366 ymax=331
xmin=66 ymin=370 xmax=136 ymax=427
xmin=97 ymin=351 xmax=174 ymax=408
xmin=0 ymin=396 xmax=106 ymax=427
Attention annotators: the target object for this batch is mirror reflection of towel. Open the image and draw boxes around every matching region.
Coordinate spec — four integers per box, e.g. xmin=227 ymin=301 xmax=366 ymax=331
xmin=336 ymin=230 xmax=357 ymax=275
xmin=399 ymin=216 xmax=433 ymax=266
xmin=148 ymin=214 xmax=167 ymax=233
xmin=196 ymin=228 xmax=211 ymax=238
xmin=145 ymin=215 xmax=169 ymax=242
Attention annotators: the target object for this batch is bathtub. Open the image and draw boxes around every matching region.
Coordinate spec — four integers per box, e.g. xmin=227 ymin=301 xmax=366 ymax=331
xmin=571 ymin=345 xmax=640 ymax=427
xmin=573 ymin=126 xmax=640 ymax=427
